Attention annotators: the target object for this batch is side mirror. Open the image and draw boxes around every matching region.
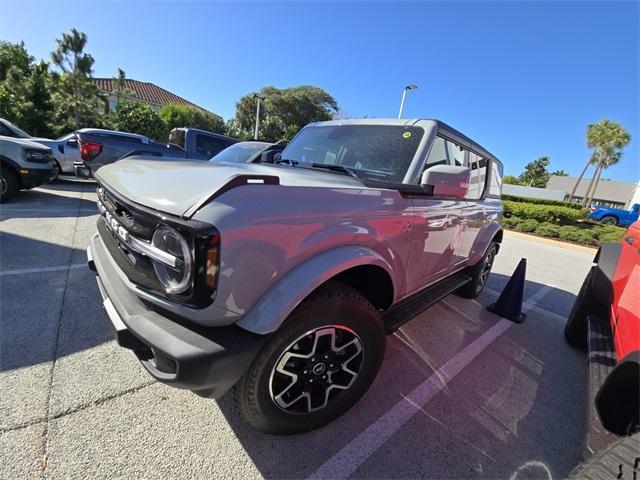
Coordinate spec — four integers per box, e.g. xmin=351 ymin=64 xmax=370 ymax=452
xmin=421 ymin=165 xmax=470 ymax=199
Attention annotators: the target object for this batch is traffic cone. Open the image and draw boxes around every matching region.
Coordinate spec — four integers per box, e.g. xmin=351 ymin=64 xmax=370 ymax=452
xmin=487 ymin=258 xmax=527 ymax=323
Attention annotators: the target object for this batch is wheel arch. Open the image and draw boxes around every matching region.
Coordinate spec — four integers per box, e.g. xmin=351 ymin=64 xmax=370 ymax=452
xmin=236 ymin=246 xmax=396 ymax=335
xmin=0 ymin=155 xmax=23 ymax=187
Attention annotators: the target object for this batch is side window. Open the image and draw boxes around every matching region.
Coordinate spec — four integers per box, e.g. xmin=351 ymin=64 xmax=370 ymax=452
xmin=423 ymin=136 xmax=448 ymax=171
xmin=489 ymin=160 xmax=503 ymax=197
xmin=0 ymin=123 xmax=15 ymax=137
xmin=196 ymin=135 xmax=227 ymax=157
xmin=446 ymin=140 xmax=465 ymax=167
xmin=466 ymin=152 xmax=488 ymax=200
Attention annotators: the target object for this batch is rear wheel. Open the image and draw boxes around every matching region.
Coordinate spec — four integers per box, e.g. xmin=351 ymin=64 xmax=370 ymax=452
xmin=0 ymin=166 xmax=19 ymax=203
xmin=234 ymin=281 xmax=386 ymax=435
xmin=600 ymin=215 xmax=618 ymax=226
xmin=457 ymin=242 xmax=498 ymax=299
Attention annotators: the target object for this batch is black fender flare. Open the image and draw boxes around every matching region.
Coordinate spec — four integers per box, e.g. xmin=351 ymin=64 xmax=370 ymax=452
xmin=591 ymin=242 xmax=622 ymax=308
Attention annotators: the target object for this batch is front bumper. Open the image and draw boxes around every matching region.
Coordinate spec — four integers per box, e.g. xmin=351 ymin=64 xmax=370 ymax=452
xmin=88 ymin=233 xmax=267 ymax=398
xmin=19 ymin=164 xmax=58 ymax=189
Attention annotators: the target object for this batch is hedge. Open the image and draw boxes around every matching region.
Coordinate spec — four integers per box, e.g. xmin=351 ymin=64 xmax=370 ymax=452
xmin=501 ymin=216 xmax=626 ymax=247
xmin=501 ymin=194 xmax=584 ymax=210
xmin=503 ymin=201 xmax=588 ymax=225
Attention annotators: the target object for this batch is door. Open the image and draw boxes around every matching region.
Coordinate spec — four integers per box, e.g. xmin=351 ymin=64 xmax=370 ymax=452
xmin=405 ymin=136 xmax=466 ymax=294
xmin=453 ymin=151 xmax=491 ymax=265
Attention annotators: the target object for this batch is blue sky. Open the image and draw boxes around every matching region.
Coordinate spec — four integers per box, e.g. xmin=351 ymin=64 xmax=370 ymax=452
xmin=1 ymin=1 xmax=638 ymax=181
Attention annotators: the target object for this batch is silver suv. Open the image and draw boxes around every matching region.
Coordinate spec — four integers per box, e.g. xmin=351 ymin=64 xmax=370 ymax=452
xmin=88 ymin=119 xmax=504 ymax=434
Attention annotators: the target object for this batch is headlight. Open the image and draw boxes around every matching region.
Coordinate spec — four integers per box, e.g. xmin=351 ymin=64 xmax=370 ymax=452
xmin=151 ymin=226 xmax=193 ymax=294
xmin=24 ymin=148 xmax=52 ymax=163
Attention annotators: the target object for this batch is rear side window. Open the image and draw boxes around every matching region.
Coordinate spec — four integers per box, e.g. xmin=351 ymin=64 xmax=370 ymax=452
xmin=466 ymin=152 xmax=488 ymax=200
xmin=489 ymin=160 xmax=503 ymax=197
xmin=196 ymin=134 xmax=228 ymax=158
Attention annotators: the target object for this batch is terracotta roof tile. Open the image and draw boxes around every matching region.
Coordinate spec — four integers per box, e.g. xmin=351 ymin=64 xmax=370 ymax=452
xmin=92 ymin=78 xmax=210 ymax=113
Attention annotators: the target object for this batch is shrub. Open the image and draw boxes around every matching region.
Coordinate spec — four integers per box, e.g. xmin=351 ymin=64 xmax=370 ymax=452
xmin=534 ymin=223 xmax=561 ymax=238
xmin=558 ymin=227 xmax=597 ymax=245
xmin=515 ymin=219 xmax=538 ymax=233
xmin=503 ymin=201 xmax=588 ymax=225
xmin=111 ymin=101 xmax=168 ymax=141
xmin=501 ymin=194 xmax=583 ymax=210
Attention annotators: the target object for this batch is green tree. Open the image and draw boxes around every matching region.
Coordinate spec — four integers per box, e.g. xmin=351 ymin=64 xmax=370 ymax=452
xmin=571 ymin=120 xmax=631 ymax=206
xmin=551 ymin=169 xmax=568 ymax=176
xmin=160 ymin=103 xmax=225 ymax=134
xmin=503 ymin=175 xmax=521 ymax=185
xmin=0 ymin=41 xmax=32 ymax=81
xmin=0 ymin=42 xmax=55 ymax=137
xmin=112 ymin=68 xmax=134 ymax=110
xmin=111 ymin=101 xmax=167 ymax=140
xmin=230 ymin=85 xmax=338 ymax=141
xmin=517 ymin=156 xmax=551 ymax=187
xmin=51 ymin=28 xmax=104 ymax=131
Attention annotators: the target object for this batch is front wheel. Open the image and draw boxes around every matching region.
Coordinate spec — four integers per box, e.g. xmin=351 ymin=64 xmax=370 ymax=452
xmin=234 ymin=281 xmax=386 ymax=435
xmin=600 ymin=215 xmax=618 ymax=226
xmin=0 ymin=166 xmax=19 ymax=203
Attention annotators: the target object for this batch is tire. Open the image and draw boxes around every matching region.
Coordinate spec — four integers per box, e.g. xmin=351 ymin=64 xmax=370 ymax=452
xmin=0 ymin=166 xmax=19 ymax=203
xmin=600 ymin=215 xmax=618 ymax=226
xmin=564 ymin=266 xmax=606 ymax=350
xmin=569 ymin=434 xmax=640 ymax=479
xmin=234 ymin=281 xmax=386 ymax=435
xmin=456 ymin=242 xmax=498 ymax=299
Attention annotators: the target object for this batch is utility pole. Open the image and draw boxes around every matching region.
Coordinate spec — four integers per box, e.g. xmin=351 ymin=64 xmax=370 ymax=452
xmin=253 ymin=94 xmax=266 ymax=140
xmin=397 ymin=85 xmax=418 ymax=119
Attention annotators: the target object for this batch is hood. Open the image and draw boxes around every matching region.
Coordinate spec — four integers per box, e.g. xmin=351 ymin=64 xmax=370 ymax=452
xmin=0 ymin=135 xmax=52 ymax=150
xmin=95 ymin=157 xmax=365 ymax=217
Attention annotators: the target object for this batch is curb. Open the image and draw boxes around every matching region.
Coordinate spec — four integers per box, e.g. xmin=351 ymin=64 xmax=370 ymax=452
xmin=504 ymin=230 xmax=598 ymax=254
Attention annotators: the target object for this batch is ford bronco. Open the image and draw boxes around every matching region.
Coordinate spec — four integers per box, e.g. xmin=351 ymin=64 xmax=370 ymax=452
xmin=88 ymin=119 xmax=504 ymax=434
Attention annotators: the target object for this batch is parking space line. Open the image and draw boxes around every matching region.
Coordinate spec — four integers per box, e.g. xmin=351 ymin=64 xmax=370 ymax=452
xmin=309 ymin=286 xmax=553 ymax=480
xmin=0 ymin=264 xmax=86 ymax=277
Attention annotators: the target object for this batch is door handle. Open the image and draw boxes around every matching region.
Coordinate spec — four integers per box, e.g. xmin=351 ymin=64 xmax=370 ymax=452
xmin=625 ymin=236 xmax=636 ymax=245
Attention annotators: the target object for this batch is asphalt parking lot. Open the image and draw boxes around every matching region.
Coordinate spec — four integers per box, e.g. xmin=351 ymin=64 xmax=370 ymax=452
xmin=1 ymin=180 xmax=597 ymax=480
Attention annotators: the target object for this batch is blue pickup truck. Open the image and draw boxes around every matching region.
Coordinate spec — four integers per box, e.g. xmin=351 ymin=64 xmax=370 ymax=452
xmin=588 ymin=203 xmax=639 ymax=226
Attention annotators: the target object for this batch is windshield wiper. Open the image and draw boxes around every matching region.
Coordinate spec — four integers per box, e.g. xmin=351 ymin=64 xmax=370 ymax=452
xmin=310 ymin=163 xmax=358 ymax=178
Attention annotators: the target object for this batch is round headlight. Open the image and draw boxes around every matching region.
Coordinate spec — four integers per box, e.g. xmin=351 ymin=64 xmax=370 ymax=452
xmin=151 ymin=226 xmax=193 ymax=294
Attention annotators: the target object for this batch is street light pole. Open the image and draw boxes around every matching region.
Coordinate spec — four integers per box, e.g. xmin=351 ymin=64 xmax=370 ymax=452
xmin=253 ymin=94 xmax=265 ymax=140
xmin=397 ymin=84 xmax=418 ymax=119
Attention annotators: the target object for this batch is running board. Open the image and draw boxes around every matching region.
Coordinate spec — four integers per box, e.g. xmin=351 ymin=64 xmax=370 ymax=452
xmin=383 ymin=272 xmax=471 ymax=333
xmin=585 ymin=317 xmax=618 ymax=457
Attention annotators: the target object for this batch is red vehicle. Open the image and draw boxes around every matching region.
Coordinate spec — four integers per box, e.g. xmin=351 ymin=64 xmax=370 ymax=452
xmin=565 ymin=220 xmax=639 ymax=476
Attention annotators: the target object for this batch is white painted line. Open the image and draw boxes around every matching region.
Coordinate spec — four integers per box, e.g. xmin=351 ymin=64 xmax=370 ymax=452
xmin=0 ymin=208 xmax=97 ymax=213
xmin=521 ymin=285 xmax=553 ymax=313
xmin=309 ymin=285 xmax=553 ymax=480
xmin=0 ymin=263 xmax=86 ymax=277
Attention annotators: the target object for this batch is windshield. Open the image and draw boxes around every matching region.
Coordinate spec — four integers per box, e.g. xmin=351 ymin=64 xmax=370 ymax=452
xmin=280 ymin=124 xmax=424 ymax=182
xmin=210 ymin=142 xmax=270 ymax=163
xmin=1 ymin=119 xmax=31 ymax=138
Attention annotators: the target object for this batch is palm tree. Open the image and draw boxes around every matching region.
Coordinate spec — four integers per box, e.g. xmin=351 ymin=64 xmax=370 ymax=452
xmin=571 ymin=120 xmax=631 ymax=206
xmin=584 ymin=151 xmax=622 ymax=206
xmin=551 ymin=169 xmax=568 ymax=176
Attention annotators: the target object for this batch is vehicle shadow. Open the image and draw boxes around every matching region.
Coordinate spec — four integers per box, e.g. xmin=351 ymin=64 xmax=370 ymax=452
xmin=0 ymin=182 xmax=97 ymax=220
xmin=0 ymin=232 xmax=108 ymax=372
xmin=215 ymin=274 xmax=587 ymax=479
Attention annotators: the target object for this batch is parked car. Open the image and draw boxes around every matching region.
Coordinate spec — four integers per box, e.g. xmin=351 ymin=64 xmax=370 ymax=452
xmin=564 ymin=221 xmax=639 ymax=476
xmin=588 ymin=203 xmax=640 ymax=227
xmin=76 ymin=127 xmax=238 ymax=178
xmin=0 ymin=136 xmax=58 ymax=202
xmin=209 ymin=140 xmax=287 ymax=164
xmin=87 ymin=118 xmax=504 ymax=434
xmin=0 ymin=117 xmax=80 ymax=175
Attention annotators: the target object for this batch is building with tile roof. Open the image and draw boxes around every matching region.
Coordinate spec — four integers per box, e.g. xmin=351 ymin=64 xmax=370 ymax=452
xmin=92 ymin=78 xmax=211 ymax=114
